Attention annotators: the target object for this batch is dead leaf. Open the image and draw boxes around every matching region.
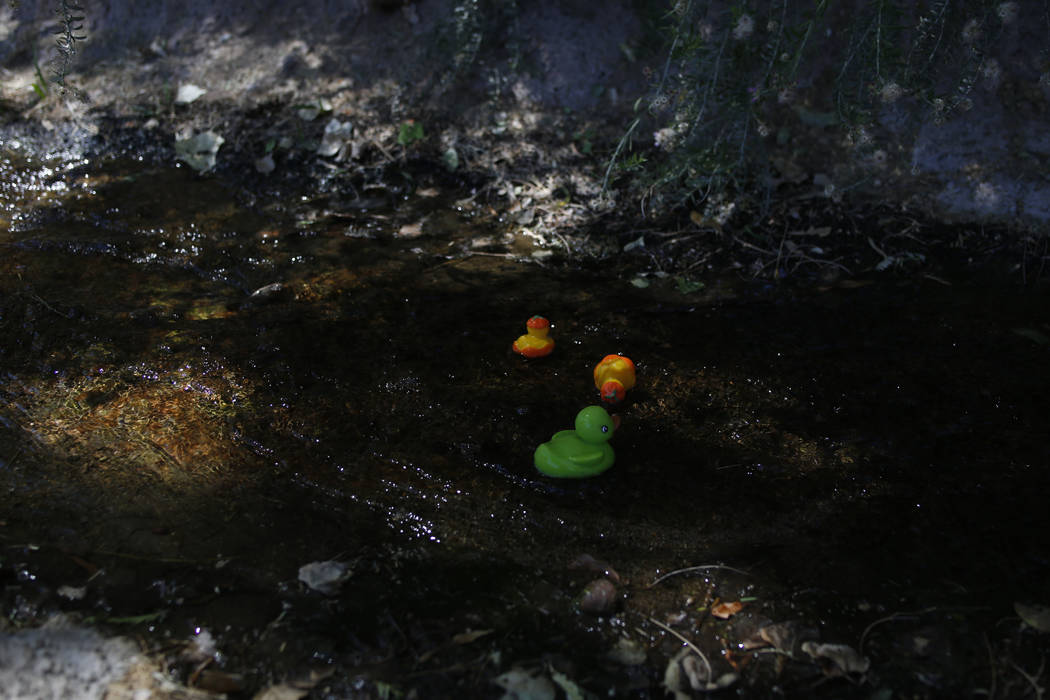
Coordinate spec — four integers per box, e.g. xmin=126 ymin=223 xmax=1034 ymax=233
xmin=196 ymin=670 xmax=245 ymax=694
xmin=711 ymin=600 xmax=744 ymax=619
xmin=254 ymin=684 xmax=309 ymax=700
xmin=297 ymin=560 xmax=351 ymax=595
xmin=743 ymin=621 xmax=818 ymax=654
xmin=494 ymin=668 xmax=555 ymax=700
xmin=397 ymin=221 xmax=424 ymax=238
xmin=174 ymin=84 xmax=206 ymax=104
xmin=417 ymin=187 xmax=440 ymax=197
xmin=1015 ymin=602 xmax=1050 ymax=632
xmin=254 ymin=669 xmax=334 ymax=700
xmin=801 ymin=641 xmax=870 ymax=677
xmin=452 ymin=628 xmax=493 ymax=645
xmin=664 ymin=648 xmax=738 ymax=698
xmin=548 ymin=665 xmax=585 ymax=700
xmin=689 ymin=210 xmax=724 ymax=231
xmin=255 ymin=154 xmax=276 ymax=174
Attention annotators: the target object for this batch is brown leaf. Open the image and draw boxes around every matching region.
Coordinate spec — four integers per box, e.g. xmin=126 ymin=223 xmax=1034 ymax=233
xmin=689 ymin=210 xmax=723 ymax=231
xmin=749 ymin=621 xmax=818 ymax=654
xmin=710 ymin=601 xmax=743 ymax=619
xmin=1015 ymin=602 xmax=1050 ymax=632
xmin=452 ymin=628 xmax=493 ymax=645
xmin=801 ymin=641 xmax=870 ymax=677
xmin=396 ymin=221 xmax=424 ymax=238
xmin=664 ymin=648 xmax=739 ymax=696
xmin=254 ymin=685 xmax=310 ymax=700
xmin=196 ymin=670 xmax=245 ymax=693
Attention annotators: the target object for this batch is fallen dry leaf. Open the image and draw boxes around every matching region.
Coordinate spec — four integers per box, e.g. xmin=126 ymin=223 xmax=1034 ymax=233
xmin=710 ymin=600 xmax=744 ymax=619
xmin=664 ymin=648 xmax=738 ymax=699
xmin=396 ymin=221 xmax=424 ymax=238
xmin=688 ymin=210 xmax=723 ymax=231
xmin=452 ymin=628 xmax=493 ymax=645
xmin=801 ymin=641 xmax=870 ymax=677
xmin=253 ymin=684 xmax=309 ymax=700
xmin=196 ymin=670 xmax=245 ymax=694
xmin=253 ymin=669 xmax=333 ymax=700
xmin=1015 ymin=602 xmax=1050 ymax=632
xmin=741 ymin=621 xmax=818 ymax=653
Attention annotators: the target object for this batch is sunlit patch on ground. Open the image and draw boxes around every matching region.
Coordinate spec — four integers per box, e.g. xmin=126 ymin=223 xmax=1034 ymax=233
xmin=3 ymin=363 xmax=257 ymax=487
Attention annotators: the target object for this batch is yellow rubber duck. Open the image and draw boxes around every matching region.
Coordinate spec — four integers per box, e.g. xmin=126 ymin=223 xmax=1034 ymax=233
xmin=593 ymin=354 xmax=636 ymax=404
xmin=512 ymin=316 xmax=555 ymax=358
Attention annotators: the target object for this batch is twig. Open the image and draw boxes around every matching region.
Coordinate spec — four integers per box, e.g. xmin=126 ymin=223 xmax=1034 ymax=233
xmin=734 ymin=236 xmax=776 ymax=256
xmin=984 ymin=633 xmax=997 ymax=700
xmin=24 ymin=292 xmax=68 ymax=317
xmin=774 ymin=226 xmax=788 ymax=277
xmin=648 ymin=616 xmax=712 ymax=681
xmin=859 ymin=607 xmax=939 ymax=654
xmin=600 ymin=117 xmax=639 ymax=195
xmin=1010 ymin=657 xmax=1046 ymax=700
xmin=187 ymin=657 xmax=213 ymax=687
xmin=650 ymin=564 xmax=750 ymax=587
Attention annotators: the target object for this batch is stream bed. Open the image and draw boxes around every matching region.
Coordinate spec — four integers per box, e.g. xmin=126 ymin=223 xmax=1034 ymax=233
xmin=2 ymin=134 xmax=1049 ymax=698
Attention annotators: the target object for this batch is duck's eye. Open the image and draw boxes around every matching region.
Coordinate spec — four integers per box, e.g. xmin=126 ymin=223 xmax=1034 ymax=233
xmin=602 ymin=425 xmax=609 ymax=433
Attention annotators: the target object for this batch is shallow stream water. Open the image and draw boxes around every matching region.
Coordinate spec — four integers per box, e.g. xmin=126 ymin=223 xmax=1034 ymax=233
xmin=2 ymin=142 xmax=1049 ymax=697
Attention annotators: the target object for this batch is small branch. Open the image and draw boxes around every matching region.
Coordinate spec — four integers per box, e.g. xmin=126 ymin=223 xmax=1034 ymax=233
xmin=1010 ymin=657 xmax=1046 ymax=700
xmin=650 ymin=563 xmax=750 ymax=587
xmin=859 ymin=607 xmax=939 ymax=654
xmin=648 ymin=616 xmax=712 ymax=681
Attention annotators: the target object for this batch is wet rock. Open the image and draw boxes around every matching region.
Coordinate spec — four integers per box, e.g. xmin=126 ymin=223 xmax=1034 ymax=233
xmin=608 ymin=636 xmax=647 ymax=666
xmin=578 ymin=578 xmax=618 ymax=615
xmin=568 ymin=553 xmax=621 ymax=583
xmin=297 ymin=560 xmax=352 ymax=596
xmin=317 ymin=118 xmax=354 ymax=158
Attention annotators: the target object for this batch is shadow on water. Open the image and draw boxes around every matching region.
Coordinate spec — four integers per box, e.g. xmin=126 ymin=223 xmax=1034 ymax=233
xmin=2 ymin=152 xmax=1049 ymax=696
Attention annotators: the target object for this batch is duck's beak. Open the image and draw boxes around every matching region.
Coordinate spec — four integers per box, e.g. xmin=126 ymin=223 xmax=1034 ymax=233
xmin=612 ymin=414 xmax=622 ymax=431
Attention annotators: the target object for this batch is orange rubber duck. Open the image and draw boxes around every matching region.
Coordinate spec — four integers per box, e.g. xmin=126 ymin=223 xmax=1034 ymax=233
xmin=594 ymin=354 xmax=636 ymax=404
xmin=513 ymin=316 xmax=555 ymax=358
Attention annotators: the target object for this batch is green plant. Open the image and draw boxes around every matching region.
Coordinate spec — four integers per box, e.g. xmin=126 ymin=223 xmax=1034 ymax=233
xmin=397 ymin=119 xmax=426 ymax=147
xmin=429 ymin=0 xmax=523 ymax=101
xmin=31 ymin=61 xmax=49 ymax=99
xmin=612 ymin=0 xmax=1037 ymax=215
xmin=49 ymin=0 xmax=87 ymax=96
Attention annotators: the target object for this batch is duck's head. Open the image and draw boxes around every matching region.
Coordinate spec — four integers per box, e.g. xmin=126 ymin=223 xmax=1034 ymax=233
xmin=600 ymin=380 xmax=626 ymax=403
xmin=526 ymin=315 xmax=551 ymax=337
xmin=574 ymin=406 xmax=617 ymax=444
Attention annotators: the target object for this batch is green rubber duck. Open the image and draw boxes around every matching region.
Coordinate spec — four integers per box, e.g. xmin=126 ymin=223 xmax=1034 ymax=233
xmin=534 ymin=406 xmax=617 ymax=478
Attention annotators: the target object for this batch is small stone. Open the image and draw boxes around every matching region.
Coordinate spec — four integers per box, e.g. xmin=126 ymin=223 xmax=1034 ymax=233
xmin=578 ymin=578 xmax=618 ymax=615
